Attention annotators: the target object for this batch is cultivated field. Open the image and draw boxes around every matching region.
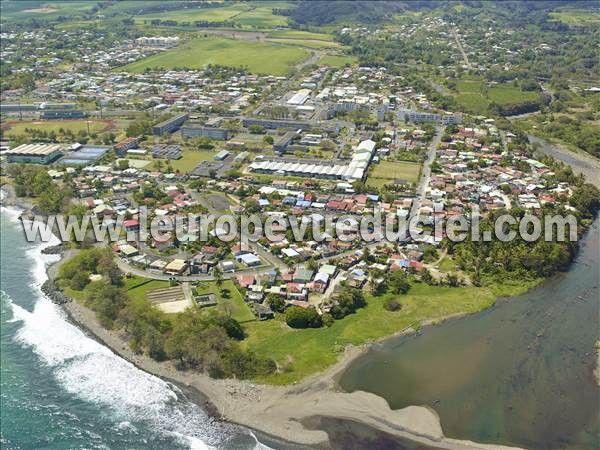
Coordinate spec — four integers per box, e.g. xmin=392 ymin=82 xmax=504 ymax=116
xmin=1 ymin=1 xmax=95 ymax=22
xmin=134 ymin=3 xmax=290 ymax=29
xmin=266 ymin=38 xmax=341 ymax=49
xmin=120 ymin=36 xmax=308 ymax=76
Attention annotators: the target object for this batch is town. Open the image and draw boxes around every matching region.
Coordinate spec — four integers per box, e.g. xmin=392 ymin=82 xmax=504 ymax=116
xmin=1 ymin=0 xmax=598 ymax=384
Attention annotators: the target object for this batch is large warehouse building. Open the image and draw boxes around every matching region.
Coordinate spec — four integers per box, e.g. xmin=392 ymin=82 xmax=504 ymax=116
xmin=249 ymin=139 xmax=376 ymax=181
xmin=4 ymin=143 xmax=64 ymax=164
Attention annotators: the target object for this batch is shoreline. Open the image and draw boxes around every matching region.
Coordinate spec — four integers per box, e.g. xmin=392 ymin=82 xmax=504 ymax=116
xmin=51 ymin=251 xmax=527 ymax=450
xmin=1 ymin=154 xmax=595 ymax=450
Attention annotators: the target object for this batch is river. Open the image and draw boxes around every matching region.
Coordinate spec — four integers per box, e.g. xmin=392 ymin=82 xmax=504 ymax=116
xmin=340 ymin=217 xmax=600 ymax=449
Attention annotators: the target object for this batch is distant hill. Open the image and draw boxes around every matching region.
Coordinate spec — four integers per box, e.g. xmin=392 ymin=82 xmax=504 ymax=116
xmin=283 ymin=1 xmax=412 ymax=26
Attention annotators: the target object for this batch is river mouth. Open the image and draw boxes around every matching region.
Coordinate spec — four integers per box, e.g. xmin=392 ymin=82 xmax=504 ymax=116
xmin=339 ymin=220 xmax=600 ymax=450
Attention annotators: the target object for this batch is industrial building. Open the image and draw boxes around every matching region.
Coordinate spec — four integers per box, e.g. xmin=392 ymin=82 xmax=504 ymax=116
xmin=152 ymin=144 xmax=182 ymax=160
xmin=4 ymin=143 xmax=64 ymax=164
xmin=40 ymin=109 xmax=87 ymax=119
xmin=400 ymin=110 xmax=463 ymax=124
xmin=136 ymin=36 xmax=179 ymax=48
xmin=181 ymin=124 xmax=231 ymax=140
xmin=273 ymin=131 xmax=298 ymax=154
xmin=241 ymin=117 xmax=309 ymax=131
xmin=152 ymin=113 xmax=189 ymax=136
xmin=249 ymin=139 xmax=376 ymax=181
xmin=286 ymin=89 xmax=311 ymax=106
xmin=214 ymin=150 xmax=230 ymax=161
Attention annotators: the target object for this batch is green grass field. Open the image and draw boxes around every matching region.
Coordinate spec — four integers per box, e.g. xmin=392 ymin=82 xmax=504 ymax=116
xmin=318 ymin=54 xmax=357 ymax=68
xmin=134 ymin=3 xmax=290 ymax=29
xmin=243 ymin=281 xmax=538 ymax=384
xmin=233 ymin=5 xmax=289 ymax=28
xmin=126 ymin=278 xmax=172 ymax=301
xmin=134 ymin=3 xmax=250 ymax=24
xmin=196 ymin=280 xmax=256 ymax=323
xmin=367 ymin=161 xmax=420 ymax=187
xmin=454 ymin=78 xmax=541 ymax=114
xmin=169 ymin=150 xmax=217 ymax=173
xmin=549 ymin=9 xmax=600 ymax=26
xmin=3 ymin=119 xmax=112 ymax=137
xmin=120 ymin=36 xmax=308 ymax=76
xmin=266 ymin=38 xmax=341 ymax=49
xmin=267 ymin=30 xmax=334 ymax=41
xmin=438 ymin=257 xmax=457 ymax=272
xmin=0 ymin=1 xmax=95 ymax=22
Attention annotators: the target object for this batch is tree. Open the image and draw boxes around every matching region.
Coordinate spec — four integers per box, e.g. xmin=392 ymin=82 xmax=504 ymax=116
xmin=285 ymin=306 xmax=322 ymax=328
xmin=387 ymin=270 xmax=410 ymax=295
xmin=213 ymin=266 xmax=223 ymax=291
xmin=420 ymin=268 xmax=434 ymax=285
xmin=383 ymin=298 xmax=401 ymax=311
xmin=330 ymin=287 xmax=365 ymax=319
xmin=266 ymin=294 xmax=286 ymax=313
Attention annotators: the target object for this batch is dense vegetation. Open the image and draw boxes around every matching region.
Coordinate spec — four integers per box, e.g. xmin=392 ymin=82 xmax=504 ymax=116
xmin=59 ymin=248 xmax=276 ymax=379
xmin=6 ymin=164 xmax=72 ymax=214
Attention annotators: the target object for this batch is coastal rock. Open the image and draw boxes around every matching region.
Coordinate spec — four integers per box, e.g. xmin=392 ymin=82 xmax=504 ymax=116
xmin=41 ymin=244 xmax=68 ymax=255
xmin=41 ymin=279 xmax=71 ymax=305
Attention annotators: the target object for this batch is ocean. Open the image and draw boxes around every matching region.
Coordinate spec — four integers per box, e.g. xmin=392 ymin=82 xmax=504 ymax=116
xmin=0 ymin=204 xmax=270 ymax=450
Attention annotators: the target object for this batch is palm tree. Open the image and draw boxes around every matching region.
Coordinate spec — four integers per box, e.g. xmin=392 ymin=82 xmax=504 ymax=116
xmin=213 ymin=266 xmax=223 ymax=292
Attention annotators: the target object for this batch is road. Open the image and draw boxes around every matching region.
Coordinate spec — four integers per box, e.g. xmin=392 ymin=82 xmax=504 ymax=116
xmin=452 ymin=28 xmax=471 ymax=69
xmin=408 ymin=125 xmax=443 ymax=230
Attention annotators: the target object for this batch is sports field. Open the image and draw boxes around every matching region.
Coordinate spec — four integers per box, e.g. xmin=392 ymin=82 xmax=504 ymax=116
xmin=367 ymin=161 xmax=420 ymax=188
xmin=120 ymin=36 xmax=308 ymax=76
xmin=3 ymin=119 xmax=112 ymax=137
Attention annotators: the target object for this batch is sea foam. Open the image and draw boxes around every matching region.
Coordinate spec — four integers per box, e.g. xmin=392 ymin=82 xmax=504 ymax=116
xmin=2 ymin=213 xmax=262 ymax=450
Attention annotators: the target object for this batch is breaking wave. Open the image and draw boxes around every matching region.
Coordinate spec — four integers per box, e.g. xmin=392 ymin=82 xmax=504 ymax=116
xmin=1 ymin=211 xmax=268 ymax=450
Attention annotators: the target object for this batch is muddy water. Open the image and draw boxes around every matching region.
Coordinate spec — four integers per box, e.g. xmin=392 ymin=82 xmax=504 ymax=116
xmin=340 ymin=221 xmax=599 ymax=449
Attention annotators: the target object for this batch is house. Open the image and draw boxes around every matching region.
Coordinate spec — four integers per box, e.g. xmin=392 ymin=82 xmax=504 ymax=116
xmin=220 ymin=260 xmax=235 ymax=272
xmin=164 ymin=259 xmax=188 ymax=275
xmin=312 ymin=272 xmax=330 ymax=293
xmin=236 ymin=253 xmax=261 ymax=267
xmin=119 ymin=244 xmax=139 ymax=258
xmin=254 ymin=303 xmax=274 ymax=321
xmin=319 ymin=264 xmax=338 ymax=277
xmin=236 ymin=274 xmax=255 ymax=289
xmin=287 ymin=283 xmax=308 ymax=300
xmin=123 ymin=219 xmax=139 ymax=232
xmin=293 ymin=267 xmax=314 ymax=284
xmin=347 ymin=268 xmax=368 ymax=288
